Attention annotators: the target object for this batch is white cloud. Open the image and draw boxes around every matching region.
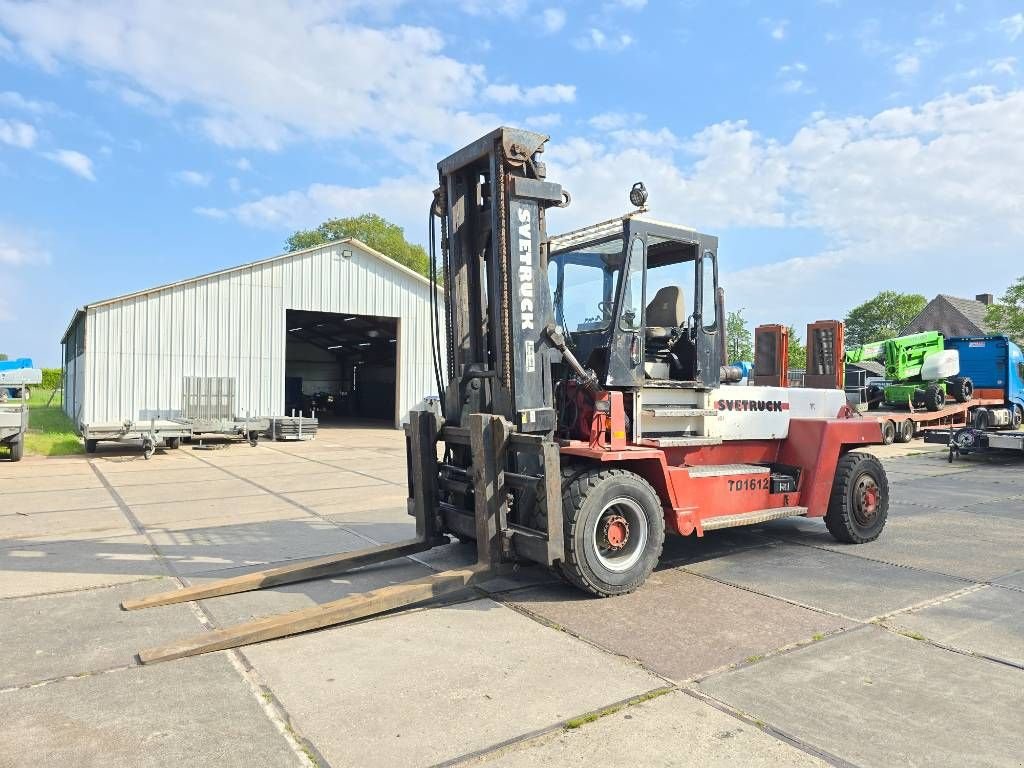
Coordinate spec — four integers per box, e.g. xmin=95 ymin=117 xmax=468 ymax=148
xmin=893 ymin=53 xmax=920 ymax=77
xmin=0 ymin=90 xmax=56 ymax=114
xmin=778 ymin=62 xmax=812 ymax=94
xmin=606 ymin=0 xmax=646 ymax=8
xmin=482 ymin=83 xmax=576 ymax=104
xmin=541 ymin=87 xmax=1024 ymax=332
xmin=44 ymin=148 xmax=95 ymax=180
xmin=226 ymin=176 xmax=432 ymax=244
xmin=194 ymin=206 xmax=227 ymax=219
xmin=999 ymin=13 xmax=1024 ymax=41
xmin=947 ymin=57 xmax=1017 ymax=82
xmin=228 ymin=176 xmax=242 ymax=193
xmin=574 ymin=28 xmax=634 ymax=52
xmin=234 ymin=157 xmax=252 ymax=172
xmin=541 ymin=8 xmax=566 ymax=33
xmin=762 ymin=18 xmax=789 ymax=40
xmin=173 ymin=169 xmax=212 ymax=187
xmin=0 ymin=1 xmax=511 ymax=152
xmin=0 ymin=223 xmax=50 ymax=266
xmin=524 ymin=113 xmax=562 ymax=129
xmin=462 ymin=0 xmax=528 ymax=15
xmin=588 ymin=112 xmax=644 ymax=131
xmin=0 ymin=118 xmax=36 ymax=148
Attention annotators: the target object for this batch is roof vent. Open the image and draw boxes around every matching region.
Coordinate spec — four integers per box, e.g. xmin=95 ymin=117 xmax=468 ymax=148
xmin=975 ymin=293 xmax=994 ymax=305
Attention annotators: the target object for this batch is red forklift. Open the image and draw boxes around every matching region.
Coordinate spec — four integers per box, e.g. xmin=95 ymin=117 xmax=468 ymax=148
xmin=127 ymin=128 xmax=889 ymax=662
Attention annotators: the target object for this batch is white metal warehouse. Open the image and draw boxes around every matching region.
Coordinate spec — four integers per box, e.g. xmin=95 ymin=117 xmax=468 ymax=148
xmin=61 ymin=239 xmax=442 ymax=431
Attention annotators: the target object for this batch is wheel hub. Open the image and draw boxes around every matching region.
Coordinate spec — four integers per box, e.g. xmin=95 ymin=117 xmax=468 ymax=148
xmin=854 ymin=474 xmax=879 ymax=524
xmin=602 ymin=514 xmax=630 ymax=550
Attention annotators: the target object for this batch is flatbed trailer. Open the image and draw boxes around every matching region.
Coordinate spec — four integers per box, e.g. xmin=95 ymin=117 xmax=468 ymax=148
xmin=0 ymin=403 xmax=28 ymax=461
xmin=870 ymin=397 xmax=1004 ymax=444
xmin=83 ymin=420 xmax=193 ymax=459
xmin=83 ymin=415 xmax=272 ymax=458
xmin=924 ymin=426 xmax=1024 ymax=461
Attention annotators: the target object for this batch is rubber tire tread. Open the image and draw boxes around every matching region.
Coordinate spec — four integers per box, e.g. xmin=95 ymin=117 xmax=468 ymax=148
xmin=9 ymin=438 xmax=23 ymax=462
xmin=824 ymin=452 xmax=889 ymax=544
xmin=559 ymin=467 xmax=665 ymax=597
xmin=949 ymin=376 xmax=973 ymax=404
xmin=924 ymin=384 xmax=944 ymax=412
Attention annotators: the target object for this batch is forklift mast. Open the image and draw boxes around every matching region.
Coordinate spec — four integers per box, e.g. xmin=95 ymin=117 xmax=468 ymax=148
xmin=434 ymin=127 xmax=566 ymax=434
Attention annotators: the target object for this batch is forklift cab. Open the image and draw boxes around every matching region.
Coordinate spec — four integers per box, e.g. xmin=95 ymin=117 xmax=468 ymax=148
xmin=547 ymin=214 xmax=722 ymax=390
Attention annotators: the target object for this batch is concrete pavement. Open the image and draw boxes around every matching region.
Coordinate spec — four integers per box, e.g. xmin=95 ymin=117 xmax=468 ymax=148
xmin=0 ymin=427 xmax=1021 ymax=767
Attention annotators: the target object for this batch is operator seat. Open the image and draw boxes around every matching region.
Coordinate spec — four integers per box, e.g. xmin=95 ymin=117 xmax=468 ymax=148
xmin=645 ymin=286 xmax=685 ymax=340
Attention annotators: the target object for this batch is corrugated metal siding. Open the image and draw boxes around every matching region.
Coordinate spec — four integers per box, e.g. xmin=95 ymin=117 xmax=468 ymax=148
xmin=80 ymin=242 xmax=442 ymax=428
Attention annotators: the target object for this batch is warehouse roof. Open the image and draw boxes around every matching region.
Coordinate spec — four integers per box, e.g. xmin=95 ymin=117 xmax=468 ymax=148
xmin=61 ymin=238 xmax=437 ymax=344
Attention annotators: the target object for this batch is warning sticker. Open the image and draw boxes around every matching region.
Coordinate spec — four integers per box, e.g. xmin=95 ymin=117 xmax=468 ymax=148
xmin=525 ymin=340 xmax=536 ymax=373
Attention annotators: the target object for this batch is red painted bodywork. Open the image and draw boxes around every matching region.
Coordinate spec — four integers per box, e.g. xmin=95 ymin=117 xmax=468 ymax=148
xmin=560 ymin=417 xmax=883 ymax=536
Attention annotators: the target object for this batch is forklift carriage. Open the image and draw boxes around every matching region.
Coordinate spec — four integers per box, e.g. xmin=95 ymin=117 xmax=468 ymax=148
xmin=125 ymin=127 xmax=889 ymax=663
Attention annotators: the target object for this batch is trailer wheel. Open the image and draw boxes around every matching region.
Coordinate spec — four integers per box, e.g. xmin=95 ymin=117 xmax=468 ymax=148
xmin=85 ymin=439 xmax=98 ymax=454
xmin=923 ymin=384 xmax=945 ymax=412
xmin=949 ymin=377 xmax=973 ymax=403
xmin=9 ymin=438 xmax=23 ymax=462
xmin=825 ymin=452 xmax=889 ymax=544
xmin=881 ymin=420 xmax=896 ymax=445
xmin=560 ymin=468 xmax=665 ymax=597
xmin=895 ymin=419 xmax=914 ymax=443
xmin=166 ymin=437 xmax=181 ymax=450
xmin=248 ymin=431 xmax=260 ymax=447
xmin=974 ymin=408 xmax=991 ymax=430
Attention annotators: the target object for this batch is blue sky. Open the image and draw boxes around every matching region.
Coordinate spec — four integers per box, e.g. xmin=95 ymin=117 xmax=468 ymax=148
xmin=1 ymin=0 xmax=1023 ymax=365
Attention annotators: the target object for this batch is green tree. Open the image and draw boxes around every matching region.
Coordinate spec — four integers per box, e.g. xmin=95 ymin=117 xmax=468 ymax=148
xmin=986 ymin=276 xmax=1024 ymax=347
xmin=843 ymin=290 xmax=927 ymax=346
xmin=726 ymin=310 xmax=753 ymax=362
xmin=286 ymin=213 xmax=430 ymax=278
xmin=0 ymin=353 xmax=7 ymax=361
xmin=787 ymin=325 xmax=807 ymax=370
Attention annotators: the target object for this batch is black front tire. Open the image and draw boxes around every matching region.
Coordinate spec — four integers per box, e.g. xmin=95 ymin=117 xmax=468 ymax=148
xmin=924 ymin=384 xmax=945 ymax=412
xmin=9 ymin=438 xmax=23 ymax=462
xmin=85 ymin=439 xmax=98 ymax=454
xmin=561 ymin=468 xmax=665 ymax=597
xmin=825 ymin=452 xmax=889 ymax=544
xmin=948 ymin=377 xmax=973 ymax=403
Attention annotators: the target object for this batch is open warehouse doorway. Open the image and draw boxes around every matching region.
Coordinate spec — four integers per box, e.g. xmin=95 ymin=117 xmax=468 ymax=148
xmin=284 ymin=309 xmax=399 ymax=425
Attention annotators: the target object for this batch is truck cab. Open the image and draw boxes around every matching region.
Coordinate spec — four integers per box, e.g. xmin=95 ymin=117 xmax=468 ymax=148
xmin=945 ymin=335 xmax=1024 ymax=428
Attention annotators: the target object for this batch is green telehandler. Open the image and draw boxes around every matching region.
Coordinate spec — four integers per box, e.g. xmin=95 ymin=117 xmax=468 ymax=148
xmin=845 ymin=331 xmax=973 ymax=411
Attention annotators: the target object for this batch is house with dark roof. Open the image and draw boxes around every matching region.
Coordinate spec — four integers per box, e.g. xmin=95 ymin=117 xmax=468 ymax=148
xmin=902 ymin=293 xmax=996 ymax=338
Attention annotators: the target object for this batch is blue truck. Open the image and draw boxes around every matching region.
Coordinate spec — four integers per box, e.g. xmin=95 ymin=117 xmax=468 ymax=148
xmin=924 ymin=335 xmax=1024 ymax=460
xmin=944 ymin=335 xmax=1024 ymax=429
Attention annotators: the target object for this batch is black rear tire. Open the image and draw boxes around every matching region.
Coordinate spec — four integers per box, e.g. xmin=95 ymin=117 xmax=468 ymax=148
xmin=561 ymin=468 xmax=665 ymax=597
xmin=948 ymin=377 xmax=973 ymax=403
xmin=85 ymin=439 xmax=98 ymax=454
xmin=924 ymin=384 xmax=945 ymax=412
xmin=895 ymin=419 xmax=914 ymax=443
xmin=974 ymin=408 xmax=991 ymax=430
xmin=825 ymin=452 xmax=889 ymax=544
xmin=881 ymin=420 xmax=896 ymax=445
xmin=166 ymin=437 xmax=181 ymax=450
xmin=9 ymin=438 xmax=23 ymax=462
